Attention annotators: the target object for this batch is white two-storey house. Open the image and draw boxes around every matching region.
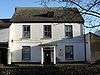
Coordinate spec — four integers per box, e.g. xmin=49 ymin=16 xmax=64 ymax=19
xmin=8 ymin=7 xmax=85 ymax=64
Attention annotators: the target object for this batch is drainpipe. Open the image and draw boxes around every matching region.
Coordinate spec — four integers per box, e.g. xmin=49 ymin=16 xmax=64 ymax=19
xmin=84 ymin=33 xmax=87 ymax=62
xmin=83 ymin=25 xmax=87 ymax=62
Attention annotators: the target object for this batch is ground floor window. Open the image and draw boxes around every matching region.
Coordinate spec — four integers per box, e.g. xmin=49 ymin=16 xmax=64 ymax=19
xmin=22 ymin=46 xmax=31 ymax=61
xmin=65 ymin=45 xmax=73 ymax=60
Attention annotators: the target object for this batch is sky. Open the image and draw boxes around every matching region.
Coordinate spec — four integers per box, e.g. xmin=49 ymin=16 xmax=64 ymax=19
xmin=0 ymin=0 xmax=67 ymax=18
xmin=0 ymin=0 xmax=42 ymax=18
xmin=0 ymin=0 xmax=100 ymax=33
xmin=0 ymin=0 xmax=66 ymax=18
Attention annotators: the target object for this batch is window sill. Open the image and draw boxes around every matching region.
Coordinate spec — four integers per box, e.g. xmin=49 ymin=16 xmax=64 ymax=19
xmin=65 ymin=37 xmax=73 ymax=39
xmin=40 ymin=37 xmax=52 ymax=40
xmin=21 ymin=38 xmax=31 ymax=40
xmin=22 ymin=59 xmax=31 ymax=62
xmin=65 ymin=58 xmax=74 ymax=60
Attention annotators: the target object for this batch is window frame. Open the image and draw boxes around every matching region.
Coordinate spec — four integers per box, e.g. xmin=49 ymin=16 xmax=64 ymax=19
xmin=65 ymin=45 xmax=74 ymax=60
xmin=43 ymin=25 xmax=52 ymax=38
xmin=22 ymin=46 xmax=31 ymax=61
xmin=23 ymin=25 xmax=31 ymax=39
xmin=65 ymin=25 xmax=73 ymax=38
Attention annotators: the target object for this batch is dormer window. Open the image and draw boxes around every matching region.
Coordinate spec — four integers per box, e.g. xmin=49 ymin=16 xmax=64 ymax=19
xmin=47 ymin=11 xmax=54 ymax=18
xmin=34 ymin=11 xmax=54 ymax=18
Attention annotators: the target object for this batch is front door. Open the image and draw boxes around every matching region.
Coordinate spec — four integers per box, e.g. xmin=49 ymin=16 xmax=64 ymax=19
xmin=44 ymin=50 xmax=51 ymax=64
xmin=41 ymin=46 xmax=55 ymax=64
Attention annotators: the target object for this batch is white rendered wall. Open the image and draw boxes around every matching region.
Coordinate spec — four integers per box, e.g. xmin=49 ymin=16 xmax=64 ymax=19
xmin=9 ymin=23 xmax=85 ymax=63
xmin=0 ymin=28 xmax=9 ymax=42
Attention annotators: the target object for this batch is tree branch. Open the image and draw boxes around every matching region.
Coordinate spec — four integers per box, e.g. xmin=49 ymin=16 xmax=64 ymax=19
xmin=85 ymin=24 xmax=100 ymax=28
xmin=81 ymin=12 xmax=100 ymax=18
xmin=68 ymin=0 xmax=100 ymax=18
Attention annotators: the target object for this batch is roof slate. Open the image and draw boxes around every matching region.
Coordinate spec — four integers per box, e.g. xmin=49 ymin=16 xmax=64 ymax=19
xmin=0 ymin=19 xmax=11 ymax=28
xmin=11 ymin=7 xmax=84 ymax=23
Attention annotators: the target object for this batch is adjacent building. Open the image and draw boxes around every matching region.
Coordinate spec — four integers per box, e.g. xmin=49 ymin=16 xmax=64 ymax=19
xmin=86 ymin=32 xmax=100 ymax=63
xmin=0 ymin=19 xmax=10 ymax=64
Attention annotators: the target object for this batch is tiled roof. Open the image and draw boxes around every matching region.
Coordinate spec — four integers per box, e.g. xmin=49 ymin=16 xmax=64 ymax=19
xmin=11 ymin=7 xmax=84 ymax=23
xmin=0 ymin=19 xmax=11 ymax=28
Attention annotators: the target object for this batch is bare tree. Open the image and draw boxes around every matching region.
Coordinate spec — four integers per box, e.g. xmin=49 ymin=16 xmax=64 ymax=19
xmin=40 ymin=0 xmax=100 ymax=33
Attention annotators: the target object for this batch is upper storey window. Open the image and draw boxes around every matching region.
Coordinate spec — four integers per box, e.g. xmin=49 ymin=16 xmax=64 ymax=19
xmin=23 ymin=25 xmax=30 ymax=39
xmin=43 ymin=25 xmax=52 ymax=38
xmin=65 ymin=25 xmax=73 ymax=38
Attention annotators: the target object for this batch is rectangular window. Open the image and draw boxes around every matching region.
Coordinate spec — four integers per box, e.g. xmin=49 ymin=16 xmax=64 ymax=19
xmin=23 ymin=25 xmax=30 ymax=38
xmin=65 ymin=25 xmax=73 ymax=38
xmin=65 ymin=45 xmax=73 ymax=60
xmin=22 ymin=46 xmax=31 ymax=61
xmin=43 ymin=25 xmax=52 ymax=38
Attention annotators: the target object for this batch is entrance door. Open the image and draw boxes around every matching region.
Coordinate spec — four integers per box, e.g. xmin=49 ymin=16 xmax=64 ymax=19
xmin=44 ymin=50 xmax=51 ymax=64
xmin=41 ymin=46 xmax=55 ymax=64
